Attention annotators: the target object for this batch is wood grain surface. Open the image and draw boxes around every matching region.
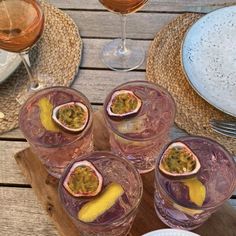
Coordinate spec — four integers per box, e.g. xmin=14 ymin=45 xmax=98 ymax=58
xmin=13 ymin=111 xmax=236 ymax=236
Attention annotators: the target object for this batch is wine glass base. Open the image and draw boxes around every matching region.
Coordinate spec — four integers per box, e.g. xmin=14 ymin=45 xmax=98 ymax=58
xmin=15 ymin=74 xmax=53 ymax=105
xmin=101 ymin=39 xmax=145 ymax=71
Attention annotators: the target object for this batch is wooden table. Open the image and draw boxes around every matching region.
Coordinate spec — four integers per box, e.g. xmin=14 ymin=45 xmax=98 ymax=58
xmin=1 ymin=1 xmax=236 ymax=235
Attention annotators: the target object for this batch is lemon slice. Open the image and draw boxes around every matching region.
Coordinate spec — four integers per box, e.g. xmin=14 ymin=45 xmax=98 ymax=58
xmin=173 ymin=203 xmax=203 ymax=216
xmin=38 ymin=98 xmax=60 ymax=132
xmin=181 ymin=177 xmax=206 ymax=207
xmin=78 ymin=182 xmax=124 ymax=223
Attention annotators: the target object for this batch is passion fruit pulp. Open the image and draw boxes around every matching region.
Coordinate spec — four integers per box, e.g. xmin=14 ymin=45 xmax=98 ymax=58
xmin=52 ymin=102 xmax=89 ymax=133
xmin=107 ymin=90 xmax=142 ymax=117
xmin=159 ymin=142 xmax=201 ymax=178
xmin=63 ymin=160 xmax=103 ymax=197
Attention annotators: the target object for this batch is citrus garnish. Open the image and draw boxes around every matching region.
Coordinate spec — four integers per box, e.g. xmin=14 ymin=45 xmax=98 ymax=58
xmin=63 ymin=161 xmax=103 ymax=197
xmin=173 ymin=203 xmax=203 ymax=216
xmin=159 ymin=142 xmax=201 ymax=178
xmin=181 ymin=177 xmax=206 ymax=207
xmin=78 ymin=182 xmax=124 ymax=223
xmin=38 ymin=97 xmax=60 ymax=132
xmin=107 ymin=90 xmax=142 ymax=117
xmin=52 ymin=102 xmax=89 ymax=133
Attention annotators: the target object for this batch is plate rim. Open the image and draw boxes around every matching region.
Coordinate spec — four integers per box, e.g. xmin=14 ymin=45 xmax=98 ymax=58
xmin=142 ymin=228 xmax=200 ymax=236
xmin=0 ymin=50 xmax=21 ymax=84
xmin=181 ymin=5 xmax=236 ymax=118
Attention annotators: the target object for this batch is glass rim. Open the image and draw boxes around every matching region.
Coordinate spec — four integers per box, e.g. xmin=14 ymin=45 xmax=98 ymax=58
xmin=18 ymin=86 xmax=93 ymax=148
xmin=155 ymin=135 xmax=236 ymax=210
xmin=58 ymin=151 xmax=143 ymax=228
xmin=103 ymin=80 xmax=176 ymax=142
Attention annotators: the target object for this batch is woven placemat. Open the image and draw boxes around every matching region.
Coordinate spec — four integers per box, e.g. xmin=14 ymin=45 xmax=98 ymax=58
xmin=146 ymin=13 xmax=236 ymax=155
xmin=0 ymin=1 xmax=82 ymax=134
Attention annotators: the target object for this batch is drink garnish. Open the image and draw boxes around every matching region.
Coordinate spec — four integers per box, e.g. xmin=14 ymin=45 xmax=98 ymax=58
xmin=181 ymin=177 xmax=206 ymax=207
xmin=173 ymin=203 xmax=203 ymax=216
xmin=38 ymin=98 xmax=60 ymax=132
xmin=159 ymin=142 xmax=201 ymax=178
xmin=107 ymin=90 xmax=142 ymax=118
xmin=52 ymin=102 xmax=89 ymax=133
xmin=63 ymin=160 xmax=103 ymax=197
xmin=78 ymin=182 xmax=124 ymax=223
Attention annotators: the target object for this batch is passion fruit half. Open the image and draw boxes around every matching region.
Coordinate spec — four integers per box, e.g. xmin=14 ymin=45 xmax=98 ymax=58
xmin=159 ymin=142 xmax=201 ymax=178
xmin=107 ymin=90 xmax=142 ymax=118
xmin=63 ymin=160 xmax=103 ymax=197
xmin=52 ymin=102 xmax=89 ymax=133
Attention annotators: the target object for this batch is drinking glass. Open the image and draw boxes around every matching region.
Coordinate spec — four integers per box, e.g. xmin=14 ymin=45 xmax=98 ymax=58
xmin=99 ymin=0 xmax=149 ymax=71
xmin=0 ymin=0 xmax=45 ymax=103
xmin=154 ymin=136 xmax=236 ymax=230
xmin=59 ymin=151 xmax=143 ymax=236
xmin=103 ymin=81 xmax=176 ymax=173
xmin=19 ymin=87 xmax=94 ymax=178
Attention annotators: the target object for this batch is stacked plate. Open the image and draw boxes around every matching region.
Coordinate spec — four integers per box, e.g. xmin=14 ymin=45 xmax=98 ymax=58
xmin=182 ymin=6 xmax=236 ymax=117
xmin=0 ymin=50 xmax=21 ymax=84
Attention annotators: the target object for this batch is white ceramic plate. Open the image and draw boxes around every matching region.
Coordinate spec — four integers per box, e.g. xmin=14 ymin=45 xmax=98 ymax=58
xmin=0 ymin=50 xmax=21 ymax=84
xmin=143 ymin=229 xmax=200 ymax=236
xmin=182 ymin=6 xmax=236 ymax=117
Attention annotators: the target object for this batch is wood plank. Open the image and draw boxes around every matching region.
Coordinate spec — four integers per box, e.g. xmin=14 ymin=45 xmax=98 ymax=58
xmin=0 ymin=187 xmax=58 ymax=236
xmin=65 ymin=11 xmax=179 ymax=39
xmin=0 ymin=141 xmax=29 ymax=185
xmin=73 ymin=70 xmax=146 ymax=103
xmin=81 ymin=38 xmax=149 ymax=70
xmin=50 ymin=0 xmax=236 ymax=13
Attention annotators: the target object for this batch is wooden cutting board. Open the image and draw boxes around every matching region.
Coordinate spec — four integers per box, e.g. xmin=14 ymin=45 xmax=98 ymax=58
xmin=15 ymin=111 xmax=236 ymax=236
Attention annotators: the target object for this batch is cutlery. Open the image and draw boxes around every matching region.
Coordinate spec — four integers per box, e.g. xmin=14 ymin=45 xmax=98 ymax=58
xmin=210 ymin=120 xmax=236 ymax=138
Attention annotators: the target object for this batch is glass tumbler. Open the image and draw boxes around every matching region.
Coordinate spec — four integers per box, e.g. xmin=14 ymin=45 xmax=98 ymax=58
xmin=19 ymin=87 xmax=94 ymax=178
xmin=103 ymin=81 xmax=176 ymax=173
xmin=154 ymin=136 xmax=236 ymax=230
xmin=58 ymin=151 xmax=143 ymax=236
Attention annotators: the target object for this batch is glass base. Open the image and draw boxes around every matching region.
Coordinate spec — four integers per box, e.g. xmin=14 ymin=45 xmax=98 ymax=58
xmin=101 ymin=39 xmax=145 ymax=71
xmin=15 ymin=74 xmax=53 ymax=105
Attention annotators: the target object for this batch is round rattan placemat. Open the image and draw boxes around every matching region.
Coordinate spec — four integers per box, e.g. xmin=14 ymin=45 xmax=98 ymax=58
xmin=147 ymin=13 xmax=236 ymax=154
xmin=0 ymin=1 xmax=82 ymax=134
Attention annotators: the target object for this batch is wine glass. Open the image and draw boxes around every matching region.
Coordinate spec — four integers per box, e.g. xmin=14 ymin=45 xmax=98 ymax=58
xmin=0 ymin=0 xmax=44 ymax=103
xmin=99 ymin=0 xmax=149 ymax=71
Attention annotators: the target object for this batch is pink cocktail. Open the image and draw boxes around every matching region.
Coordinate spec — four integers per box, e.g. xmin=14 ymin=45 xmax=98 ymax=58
xmin=19 ymin=87 xmax=93 ymax=177
xmin=58 ymin=151 xmax=143 ymax=236
xmin=154 ymin=136 xmax=236 ymax=230
xmin=103 ymin=81 xmax=176 ymax=173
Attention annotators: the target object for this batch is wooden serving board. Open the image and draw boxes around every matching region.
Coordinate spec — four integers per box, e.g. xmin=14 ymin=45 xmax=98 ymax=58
xmin=14 ymin=111 xmax=236 ymax=236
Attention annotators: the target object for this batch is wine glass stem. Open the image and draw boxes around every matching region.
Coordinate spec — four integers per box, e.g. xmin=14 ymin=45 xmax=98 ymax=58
xmin=119 ymin=14 xmax=128 ymax=55
xmin=19 ymin=51 xmax=38 ymax=89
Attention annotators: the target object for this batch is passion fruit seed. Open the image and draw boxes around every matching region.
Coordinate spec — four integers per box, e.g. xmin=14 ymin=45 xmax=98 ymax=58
xmin=107 ymin=90 xmax=142 ymax=117
xmin=162 ymin=147 xmax=196 ymax=174
xmin=78 ymin=182 xmax=124 ymax=223
xmin=52 ymin=102 xmax=89 ymax=133
xmin=38 ymin=98 xmax=60 ymax=132
xmin=159 ymin=142 xmax=201 ymax=178
xmin=63 ymin=161 xmax=103 ymax=197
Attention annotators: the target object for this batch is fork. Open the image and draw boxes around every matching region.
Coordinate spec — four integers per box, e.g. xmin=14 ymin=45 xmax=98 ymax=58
xmin=210 ymin=120 xmax=236 ymax=138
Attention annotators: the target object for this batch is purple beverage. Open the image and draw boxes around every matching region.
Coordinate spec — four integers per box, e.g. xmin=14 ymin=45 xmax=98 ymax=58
xmin=103 ymin=81 xmax=176 ymax=173
xmin=154 ymin=136 xmax=236 ymax=230
xmin=59 ymin=151 xmax=143 ymax=236
xmin=19 ymin=87 xmax=93 ymax=178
